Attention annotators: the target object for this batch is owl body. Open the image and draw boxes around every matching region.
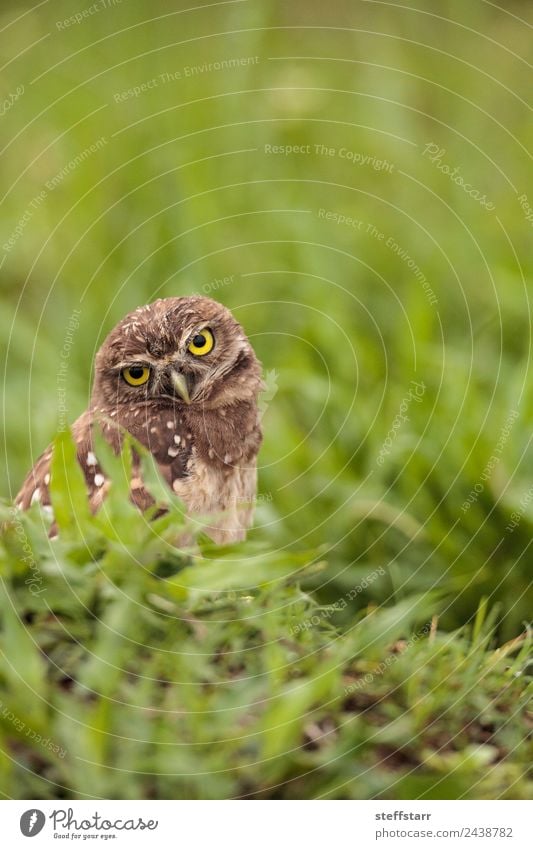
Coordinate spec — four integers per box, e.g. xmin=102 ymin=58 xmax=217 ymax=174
xmin=16 ymin=296 xmax=263 ymax=544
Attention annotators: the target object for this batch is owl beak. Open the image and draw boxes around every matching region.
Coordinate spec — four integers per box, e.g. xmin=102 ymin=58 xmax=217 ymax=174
xmin=169 ymin=369 xmax=191 ymax=404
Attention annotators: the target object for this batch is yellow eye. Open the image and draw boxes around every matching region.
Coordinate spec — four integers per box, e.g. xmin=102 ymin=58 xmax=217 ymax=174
xmin=188 ymin=328 xmax=214 ymax=356
xmin=122 ymin=366 xmax=150 ymax=386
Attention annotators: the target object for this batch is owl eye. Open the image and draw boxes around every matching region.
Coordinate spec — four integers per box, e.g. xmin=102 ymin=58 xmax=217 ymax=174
xmin=188 ymin=328 xmax=214 ymax=356
xmin=122 ymin=365 xmax=151 ymax=386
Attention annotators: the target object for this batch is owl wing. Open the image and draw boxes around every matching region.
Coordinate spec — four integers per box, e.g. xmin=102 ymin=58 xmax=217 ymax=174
xmin=130 ymin=412 xmax=194 ymax=512
xmin=15 ymin=409 xmax=194 ymax=516
xmin=15 ymin=412 xmax=95 ymax=512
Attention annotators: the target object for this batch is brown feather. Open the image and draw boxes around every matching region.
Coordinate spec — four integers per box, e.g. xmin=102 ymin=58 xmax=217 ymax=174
xmin=16 ymin=296 xmax=264 ymax=543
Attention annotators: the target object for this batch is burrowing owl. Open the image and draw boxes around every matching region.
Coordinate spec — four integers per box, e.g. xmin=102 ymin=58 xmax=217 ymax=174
xmin=16 ymin=296 xmax=264 ymax=543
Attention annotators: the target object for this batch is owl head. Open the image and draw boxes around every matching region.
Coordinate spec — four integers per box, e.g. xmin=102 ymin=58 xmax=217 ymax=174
xmin=92 ymin=296 xmax=263 ymax=411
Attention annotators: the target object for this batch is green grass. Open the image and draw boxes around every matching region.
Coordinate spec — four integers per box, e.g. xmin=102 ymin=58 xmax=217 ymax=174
xmin=0 ymin=440 xmax=531 ymax=799
xmin=0 ymin=0 xmax=532 ymax=799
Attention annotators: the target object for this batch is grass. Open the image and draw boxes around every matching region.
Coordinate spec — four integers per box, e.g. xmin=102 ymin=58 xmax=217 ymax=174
xmin=0 ymin=0 xmax=532 ymax=799
xmin=0 ymin=439 xmax=531 ymax=799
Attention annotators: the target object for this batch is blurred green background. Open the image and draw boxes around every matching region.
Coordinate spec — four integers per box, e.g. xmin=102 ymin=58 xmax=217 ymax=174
xmin=1 ymin=0 xmax=532 ymax=639
xmin=0 ymin=0 xmax=532 ymax=803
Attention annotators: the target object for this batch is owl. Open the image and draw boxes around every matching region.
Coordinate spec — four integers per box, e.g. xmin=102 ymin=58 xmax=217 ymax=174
xmin=16 ymin=296 xmax=264 ymax=544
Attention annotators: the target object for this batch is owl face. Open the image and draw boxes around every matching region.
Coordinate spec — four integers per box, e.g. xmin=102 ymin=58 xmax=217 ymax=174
xmin=92 ymin=296 xmax=261 ymax=411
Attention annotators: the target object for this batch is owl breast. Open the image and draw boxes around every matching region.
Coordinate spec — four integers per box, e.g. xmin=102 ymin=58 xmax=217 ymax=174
xmin=116 ymin=400 xmax=262 ymax=544
xmin=175 ymin=450 xmax=258 ymax=543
